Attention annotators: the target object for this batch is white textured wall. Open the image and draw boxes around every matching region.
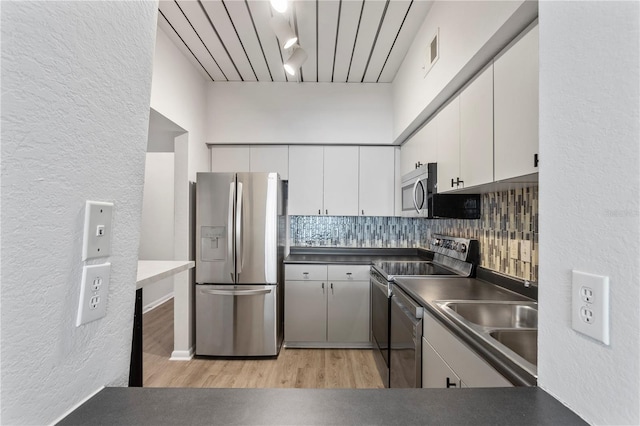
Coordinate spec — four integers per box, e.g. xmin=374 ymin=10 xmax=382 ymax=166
xmin=139 ymin=153 xmax=175 ymax=310
xmin=391 ymin=0 xmax=533 ymax=142
xmin=150 ymin=27 xmax=209 ymax=181
xmin=0 ymin=1 xmax=157 ymax=425
xmin=538 ymin=2 xmax=640 ymax=425
xmin=206 ymin=82 xmax=393 ymax=144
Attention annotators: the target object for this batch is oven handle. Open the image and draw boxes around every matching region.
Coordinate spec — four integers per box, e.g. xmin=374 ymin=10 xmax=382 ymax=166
xmin=199 ymin=288 xmax=272 ymax=297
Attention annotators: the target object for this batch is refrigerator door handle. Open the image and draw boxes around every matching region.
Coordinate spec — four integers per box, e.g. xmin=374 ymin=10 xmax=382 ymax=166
xmin=236 ymin=182 xmax=244 ymax=275
xmin=228 ymin=181 xmax=235 ymax=283
xmin=199 ymin=288 xmax=272 ymax=296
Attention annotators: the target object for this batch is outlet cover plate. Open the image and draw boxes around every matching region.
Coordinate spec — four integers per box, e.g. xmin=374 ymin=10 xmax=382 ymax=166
xmin=571 ymin=270 xmax=610 ymax=345
xmin=82 ymin=201 xmax=113 ymax=260
xmin=520 ymin=240 xmax=531 ymax=262
xmin=76 ymin=263 xmax=111 ymax=326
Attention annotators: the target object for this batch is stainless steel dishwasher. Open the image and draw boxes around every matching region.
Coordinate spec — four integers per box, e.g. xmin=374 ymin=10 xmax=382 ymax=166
xmin=389 ymin=284 xmax=423 ymax=388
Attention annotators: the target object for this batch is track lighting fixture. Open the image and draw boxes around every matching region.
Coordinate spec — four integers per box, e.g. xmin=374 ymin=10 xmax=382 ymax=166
xmin=270 ymin=15 xmax=297 ymax=50
xmin=284 ymin=47 xmax=308 ymax=76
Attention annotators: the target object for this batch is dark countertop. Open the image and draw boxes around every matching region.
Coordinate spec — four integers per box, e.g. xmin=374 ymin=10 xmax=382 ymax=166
xmin=393 ymin=277 xmax=536 ymax=386
xmin=58 ymin=387 xmax=585 ymax=425
xmin=284 ymin=247 xmax=432 ymax=265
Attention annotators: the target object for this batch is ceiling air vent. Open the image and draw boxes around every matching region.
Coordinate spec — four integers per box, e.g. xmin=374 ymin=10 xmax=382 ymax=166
xmin=423 ymin=28 xmax=439 ymax=77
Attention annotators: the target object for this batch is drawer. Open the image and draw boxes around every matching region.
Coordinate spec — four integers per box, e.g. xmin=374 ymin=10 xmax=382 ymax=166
xmin=285 ymin=264 xmax=328 ymax=281
xmin=328 ymin=264 xmax=370 ymax=281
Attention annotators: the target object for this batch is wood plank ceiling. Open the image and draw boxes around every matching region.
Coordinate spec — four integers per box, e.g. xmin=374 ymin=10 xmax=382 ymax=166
xmin=158 ymin=0 xmax=433 ymax=83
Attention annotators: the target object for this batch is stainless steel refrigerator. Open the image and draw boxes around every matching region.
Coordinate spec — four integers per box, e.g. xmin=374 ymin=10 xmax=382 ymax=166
xmin=195 ymin=172 xmax=286 ymax=357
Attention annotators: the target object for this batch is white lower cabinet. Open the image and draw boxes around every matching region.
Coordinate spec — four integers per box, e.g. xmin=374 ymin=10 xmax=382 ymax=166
xmin=284 ymin=264 xmax=370 ymax=347
xmin=422 ymin=338 xmax=461 ymax=389
xmin=422 ymin=311 xmax=512 ymax=388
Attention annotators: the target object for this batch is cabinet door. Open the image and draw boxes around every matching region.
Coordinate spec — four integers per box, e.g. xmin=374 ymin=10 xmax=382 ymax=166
xmin=250 ymin=146 xmax=289 ymax=179
xmin=422 ymin=337 xmax=461 ymax=389
xmin=423 ymin=312 xmax=512 ymax=387
xmin=359 ymin=146 xmax=394 ymax=216
xmin=327 ymin=280 xmax=370 ymax=343
xmin=400 ymin=137 xmax=422 ymax=176
xmin=284 ymin=281 xmax=327 ymax=342
xmin=436 ymin=97 xmax=461 ymax=193
xmin=210 ymin=146 xmax=250 ymax=172
xmin=460 ymin=64 xmax=494 ymax=188
xmin=288 ymin=146 xmax=324 ymax=215
xmin=323 ymin=146 xmax=359 ymax=216
xmin=494 ymin=24 xmax=539 ymax=181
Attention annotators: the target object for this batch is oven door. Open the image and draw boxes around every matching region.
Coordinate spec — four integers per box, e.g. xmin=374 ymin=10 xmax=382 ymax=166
xmin=370 ymin=271 xmax=390 ymax=387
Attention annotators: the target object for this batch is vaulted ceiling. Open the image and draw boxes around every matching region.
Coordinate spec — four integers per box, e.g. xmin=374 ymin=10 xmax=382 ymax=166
xmin=157 ymin=0 xmax=433 ymax=83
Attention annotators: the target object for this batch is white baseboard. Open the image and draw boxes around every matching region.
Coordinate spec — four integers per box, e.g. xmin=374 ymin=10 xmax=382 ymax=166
xmin=142 ymin=292 xmax=174 ymax=314
xmin=50 ymin=386 xmax=105 ymax=425
xmin=170 ymin=346 xmax=194 ymax=361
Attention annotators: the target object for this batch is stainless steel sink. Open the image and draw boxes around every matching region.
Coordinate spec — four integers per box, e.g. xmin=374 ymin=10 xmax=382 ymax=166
xmin=438 ymin=301 xmax=538 ymax=329
xmin=435 ymin=299 xmax=538 ymax=376
xmin=489 ymin=329 xmax=538 ymax=365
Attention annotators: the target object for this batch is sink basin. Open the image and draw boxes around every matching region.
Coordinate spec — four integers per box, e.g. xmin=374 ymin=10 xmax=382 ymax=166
xmin=440 ymin=301 xmax=538 ymax=329
xmin=489 ymin=329 xmax=538 ymax=365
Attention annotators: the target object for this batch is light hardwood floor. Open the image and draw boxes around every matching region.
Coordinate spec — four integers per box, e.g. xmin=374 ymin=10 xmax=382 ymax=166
xmin=143 ymin=299 xmax=384 ymax=389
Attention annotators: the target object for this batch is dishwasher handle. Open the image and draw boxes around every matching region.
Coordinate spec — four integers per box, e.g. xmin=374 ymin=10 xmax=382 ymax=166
xmin=392 ymin=285 xmax=423 ymax=319
xmin=199 ymin=288 xmax=272 ymax=297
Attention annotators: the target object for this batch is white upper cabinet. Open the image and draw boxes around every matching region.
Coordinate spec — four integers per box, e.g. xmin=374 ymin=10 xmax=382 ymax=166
xmin=460 ymin=64 xmax=494 ymax=188
xmin=210 ymin=146 xmax=250 ymax=172
xmin=359 ymin=146 xmax=395 ymax=217
xmin=494 ymin=24 xmax=539 ymax=181
xmin=288 ymin=146 xmax=325 ymax=216
xmin=400 ymin=118 xmax=437 ymax=177
xmin=209 ymin=145 xmax=288 ymax=179
xmin=436 ymin=97 xmax=461 ymax=193
xmin=323 ymin=146 xmax=359 ymax=216
xmin=250 ymin=146 xmax=289 ymax=179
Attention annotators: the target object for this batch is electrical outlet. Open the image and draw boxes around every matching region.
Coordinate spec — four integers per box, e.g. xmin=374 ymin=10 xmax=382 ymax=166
xmin=82 ymin=201 xmax=114 ymax=260
xmin=520 ymin=240 xmax=531 ymax=262
xmin=571 ymin=270 xmax=610 ymax=345
xmin=509 ymin=242 xmax=519 ymax=260
xmin=76 ymin=263 xmax=111 ymax=326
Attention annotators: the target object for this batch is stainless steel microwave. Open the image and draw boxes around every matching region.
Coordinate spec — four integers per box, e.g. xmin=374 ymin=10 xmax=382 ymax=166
xmin=401 ymin=165 xmax=429 ymax=217
xmin=401 ymin=163 xmax=481 ymax=219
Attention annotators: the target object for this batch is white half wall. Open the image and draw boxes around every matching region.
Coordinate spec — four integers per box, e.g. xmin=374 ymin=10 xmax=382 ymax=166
xmin=391 ymin=0 xmax=536 ymax=143
xmin=206 ymin=82 xmax=393 ymax=144
xmin=0 ymin=2 xmax=157 ymax=425
xmin=139 ymin=153 xmax=176 ymax=310
xmin=538 ymin=2 xmax=640 ymax=425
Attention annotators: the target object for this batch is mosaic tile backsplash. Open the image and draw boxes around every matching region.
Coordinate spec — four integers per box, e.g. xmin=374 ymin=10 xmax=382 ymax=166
xmin=289 ymin=186 xmax=538 ymax=282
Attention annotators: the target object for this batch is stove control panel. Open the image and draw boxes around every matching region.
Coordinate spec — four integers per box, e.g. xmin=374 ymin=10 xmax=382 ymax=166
xmin=429 ymin=234 xmax=478 ymax=263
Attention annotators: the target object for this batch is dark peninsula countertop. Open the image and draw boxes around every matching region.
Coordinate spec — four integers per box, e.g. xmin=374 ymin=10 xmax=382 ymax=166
xmin=58 ymin=387 xmax=586 ymax=425
xmin=284 ymin=246 xmax=432 ymax=265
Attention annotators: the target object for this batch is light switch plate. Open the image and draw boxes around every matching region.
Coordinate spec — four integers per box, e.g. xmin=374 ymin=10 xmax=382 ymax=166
xmin=571 ymin=270 xmax=610 ymax=345
xmin=509 ymin=242 xmax=519 ymax=260
xmin=82 ymin=201 xmax=113 ymax=260
xmin=76 ymin=263 xmax=111 ymax=326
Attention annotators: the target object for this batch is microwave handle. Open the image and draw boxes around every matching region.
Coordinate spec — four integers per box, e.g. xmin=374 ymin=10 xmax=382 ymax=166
xmin=412 ymin=179 xmax=421 ymax=213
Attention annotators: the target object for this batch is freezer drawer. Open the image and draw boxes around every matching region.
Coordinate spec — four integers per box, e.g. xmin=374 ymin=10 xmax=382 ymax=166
xmin=195 ymin=284 xmax=281 ymax=356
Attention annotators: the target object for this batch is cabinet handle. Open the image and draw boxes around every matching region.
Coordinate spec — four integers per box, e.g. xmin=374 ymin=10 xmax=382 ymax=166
xmin=321 ymin=282 xmax=325 ymax=292
xmin=325 ymin=209 xmax=328 ymax=215
xmin=446 ymin=377 xmax=457 ymax=388
xmin=451 ymin=177 xmax=463 ymax=187
xmin=318 ymin=209 xmax=321 ymax=215
xmin=451 ymin=178 xmax=455 ymax=188
xmin=362 ymin=209 xmax=364 ymax=215
xmin=330 ymin=282 xmax=334 ymax=293
xmin=346 ymin=273 xmax=352 ymax=279
xmin=534 ymin=153 xmax=539 ymax=168
xmin=303 ymin=272 xmax=309 ymax=279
